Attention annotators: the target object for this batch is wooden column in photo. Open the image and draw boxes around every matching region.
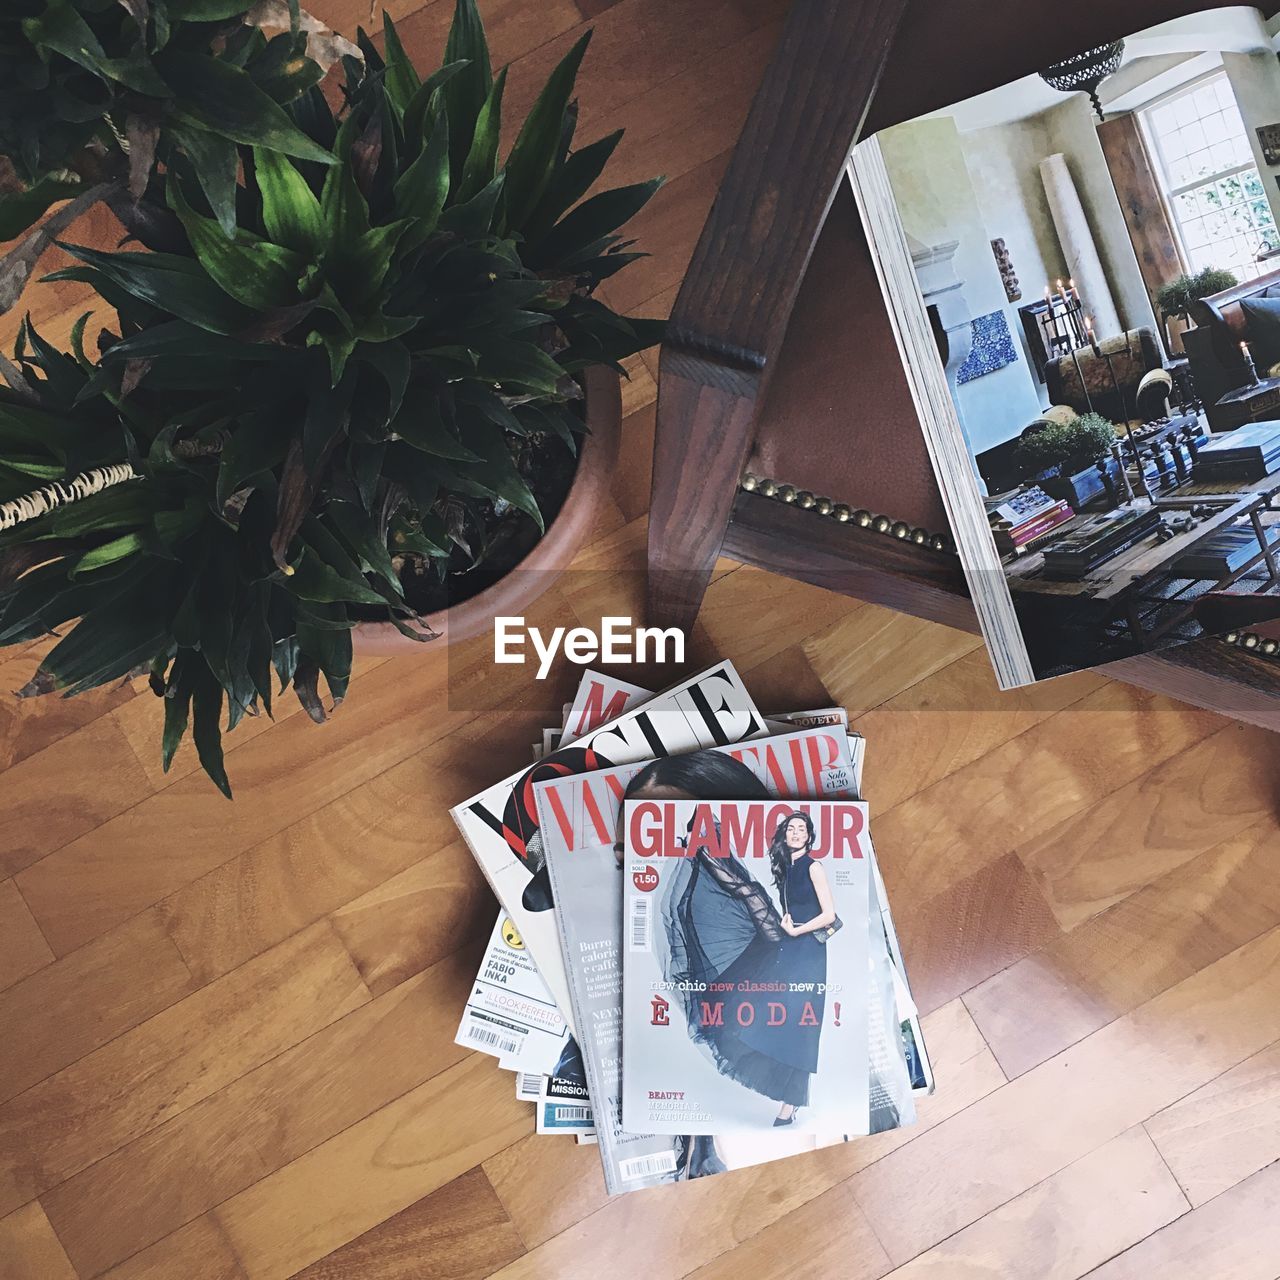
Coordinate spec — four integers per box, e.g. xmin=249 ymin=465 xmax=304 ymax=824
xmin=1097 ymin=114 xmax=1183 ymax=347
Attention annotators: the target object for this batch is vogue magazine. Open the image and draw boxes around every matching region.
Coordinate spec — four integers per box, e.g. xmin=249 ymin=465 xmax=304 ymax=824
xmin=451 ymin=663 xmax=768 ymax=1033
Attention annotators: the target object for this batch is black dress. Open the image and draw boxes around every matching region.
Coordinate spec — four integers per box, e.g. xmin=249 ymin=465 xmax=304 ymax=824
xmin=658 ymin=850 xmax=825 ymax=1108
xmin=773 ymin=853 xmax=827 ymax=1074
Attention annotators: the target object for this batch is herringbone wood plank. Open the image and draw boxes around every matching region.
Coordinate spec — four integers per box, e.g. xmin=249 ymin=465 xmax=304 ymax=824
xmin=3 ymin=2 xmax=1280 ymax=1278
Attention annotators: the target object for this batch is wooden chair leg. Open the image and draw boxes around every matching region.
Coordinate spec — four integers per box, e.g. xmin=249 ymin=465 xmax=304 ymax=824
xmin=646 ymin=361 xmax=758 ymax=632
xmin=643 ymin=0 xmax=910 ymax=631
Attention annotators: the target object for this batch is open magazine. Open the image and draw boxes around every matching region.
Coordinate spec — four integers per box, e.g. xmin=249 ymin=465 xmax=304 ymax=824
xmin=850 ymin=5 xmax=1280 ymax=685
xmin=540 ymin=729 xmax=917 ymax=1192
xmin=450 ymin=663 xmax=768 ymax=1034
xmin=621 ymin=799 xmax=873 ymax=1137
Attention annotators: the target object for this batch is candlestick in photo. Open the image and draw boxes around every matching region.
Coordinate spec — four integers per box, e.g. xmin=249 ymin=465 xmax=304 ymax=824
xmin=1042 ymin=288 xmax=1062 ymax=344
xmin=1109 ymin=440 xmax=1136 ymax=506
xmin=1068 ymin=344 xmax=1095 ymax=414
xmin=1241 ymin=340 xmax=1260 ymax=387
xmin=1085 ymin=316 xmax=1102 ymax=359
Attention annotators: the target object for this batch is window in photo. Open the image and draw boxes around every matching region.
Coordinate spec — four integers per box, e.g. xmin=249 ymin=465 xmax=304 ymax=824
xmin=1143 ymin=72 xmax=1278 ymax=281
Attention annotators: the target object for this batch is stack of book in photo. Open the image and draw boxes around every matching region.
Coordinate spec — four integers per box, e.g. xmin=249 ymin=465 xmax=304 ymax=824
xmin=451 ymin=664 xmax=931 ymax=1193
xmin=1193 ymin=421 xmax=1280 ymax=483
xmin=987 ymin=486 xmax=1075 ymax=558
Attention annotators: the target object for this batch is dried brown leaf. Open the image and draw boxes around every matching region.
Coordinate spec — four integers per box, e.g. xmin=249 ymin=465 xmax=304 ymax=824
xmin=121 ymin=356 xmax=152 ymax=397
xmin=271 ymin=438 xmax=317 ymax=571
xmin=117 ymin=0 xmax=149 ymax=27
xmin=351 ymin=113 xmax=383 ymax=201
xmin=15 ymin=668 xmax=57 ymax=699
xmin=125 ymin=116 xmax=161 ymax=201
xmin=234 ymin=299 xmax=318 ymax=343
xmin=244 ymin=2 xmax=362 ymax=70
xmin=0 ymin=156 xmax=23 ymax=197
xmin=0 ymin=351 xmax=38 ymax=402
xmin=292 ymin=656 xmax=327 ymax=723
xmin=0 ymin=542 xmax=74 ymax=588
xmin=0 ymin=183 xmax=113 ymax=314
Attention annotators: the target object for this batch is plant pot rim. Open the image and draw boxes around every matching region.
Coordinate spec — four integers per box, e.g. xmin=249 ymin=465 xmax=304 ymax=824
xmin=351 ymin=364 xmax=622 ymax=656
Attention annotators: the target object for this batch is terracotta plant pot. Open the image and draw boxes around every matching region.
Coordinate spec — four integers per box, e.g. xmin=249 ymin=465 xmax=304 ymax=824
xmin=352 ymin=365 xmax=622 ymax=655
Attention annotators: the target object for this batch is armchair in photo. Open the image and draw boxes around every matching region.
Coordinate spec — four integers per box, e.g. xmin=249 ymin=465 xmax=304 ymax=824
xmin=1189 ymin=265 xmax=1280 ymax=428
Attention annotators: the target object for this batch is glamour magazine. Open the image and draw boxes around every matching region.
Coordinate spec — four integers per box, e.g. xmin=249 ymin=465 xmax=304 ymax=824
xmin=622 ymin=799 xmax=873 ymax=1137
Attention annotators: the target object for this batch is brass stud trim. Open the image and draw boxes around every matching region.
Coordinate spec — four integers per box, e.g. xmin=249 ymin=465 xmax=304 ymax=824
xmin=740 ymin=472 xmax=952 ymax=554
xmin=1221 ymin=629 xmax=1280 ymax=660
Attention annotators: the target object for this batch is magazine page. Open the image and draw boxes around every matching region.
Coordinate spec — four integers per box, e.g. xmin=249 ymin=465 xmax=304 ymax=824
xmin=866 ymin=865 xmax=916 ymax=1132
xmin=768 ymin=707 xmax=849 ymax=730
xmin=515 ymin=1071 xmax=543 ymax=1103
xmin=539 ymin=727 xmax=867 ymax=1193
xmin=460 ymin=675 xmax=655 ymax=1075
xmin=453 ymin=914 xmax=570 ymax=1072
xmin=622 ymin=798 xmax=871 ymax=1136
xmin=851 ymin=6 xmax=1280 ymax=686
xmin=831 ymin=731 xmax=929 ymax=1098
xmin=535 ymin=1039 xmax=595 ymax=1136
xmin=451 ymin=662 xmax=768 ymax=1032
xmin=871 ymin=848 xmax=933 ymax=1095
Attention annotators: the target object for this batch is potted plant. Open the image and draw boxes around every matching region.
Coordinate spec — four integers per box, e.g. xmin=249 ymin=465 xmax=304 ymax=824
xmin=1014 ymin=411 xmax=1119 ymax=508
xmin=1156 ymin=265 xmax=1238 ymax=356
xmin=0 ymin=0 xmax=663 ymax=795
xmin=0 ymin=0 xmax=362 ymax=312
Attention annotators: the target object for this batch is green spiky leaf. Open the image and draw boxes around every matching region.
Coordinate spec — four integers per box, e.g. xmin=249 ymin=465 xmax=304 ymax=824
xmin=442 ymin=0 xmax=492 ymax=178
xmin=168 ymin=180 xmax=305 ymax=310
xmin=0 ymin=174 xmax=84 ymax=242
xmin=381 ymin=14 xmax=422 ymax=115
xmin=170 ymin=124 xmax=241 ymax=238
xmin=167 ymin=52 xmax=337 ymax=165
xmin=253 ymin=146 xmax=326 ymax=254
xmin=502 ymin=32 xmax=590 ymax=232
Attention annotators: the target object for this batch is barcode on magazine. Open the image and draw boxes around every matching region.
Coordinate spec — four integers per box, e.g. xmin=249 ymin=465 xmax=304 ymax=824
xmin=629 ymin=897 xmax=651 ymax=952
xmin=465 ymin=1023 xmax=523 ymax=1056
xmin=552 ymin=1106 xmax=593 ymax=1122
xmin=618 ymin=1151 xmax=678 ymax=1181
xmin=516 ymin=1073 xmax=542 ymax=1101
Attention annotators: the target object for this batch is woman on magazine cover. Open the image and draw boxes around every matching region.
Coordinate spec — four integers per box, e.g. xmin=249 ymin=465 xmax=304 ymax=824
xmin=622 ymin=754 xmax=836 ymax=1127
xmin=767 ymin=810 xmax=836 ymax=1122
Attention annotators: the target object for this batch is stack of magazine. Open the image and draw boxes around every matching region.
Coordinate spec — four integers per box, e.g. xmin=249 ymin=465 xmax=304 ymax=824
xmin=451 ymin=664 xmax=931 ymax=1193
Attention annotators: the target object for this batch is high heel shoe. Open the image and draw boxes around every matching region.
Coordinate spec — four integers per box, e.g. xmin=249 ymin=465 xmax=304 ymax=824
xmin=773 ymin=1111 xmax=796 ymax=1127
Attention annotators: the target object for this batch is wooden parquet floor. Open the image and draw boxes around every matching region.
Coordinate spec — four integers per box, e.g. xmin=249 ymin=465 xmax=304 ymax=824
xmin=4 ymin=1 xmax=1280 ymax=1276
